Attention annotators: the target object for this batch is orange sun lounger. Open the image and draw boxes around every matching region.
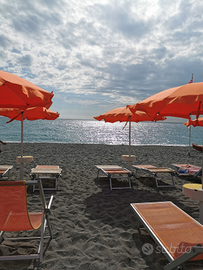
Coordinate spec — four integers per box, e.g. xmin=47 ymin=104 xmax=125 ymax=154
xmin=0 ymin=180 xmax=53 ymax=269
xmin=95 ymin=165 xmax=133 ymax=190
xmin=132 ymin=165 xmax=175 ymax=188
xmin=131 ymin=201 xmax=203 ymax=270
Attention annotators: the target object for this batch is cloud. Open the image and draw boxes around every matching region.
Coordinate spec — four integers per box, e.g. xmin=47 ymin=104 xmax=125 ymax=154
xmin=0 ymin=0 xmax=203 ymax=118
xmin=17 ymin=54 xmax=33 ymax=67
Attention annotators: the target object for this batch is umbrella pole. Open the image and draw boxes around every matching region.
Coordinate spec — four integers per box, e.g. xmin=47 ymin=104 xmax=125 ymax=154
xmin=20 ymin=112 xmax=24 ymax=180
xmin=202 ymin=159 xmax=203 ymax=189
xmin=188 ymin=126 xmax=191 ymax=157
xmin=128 ymin=117 xmax=131 ymax=169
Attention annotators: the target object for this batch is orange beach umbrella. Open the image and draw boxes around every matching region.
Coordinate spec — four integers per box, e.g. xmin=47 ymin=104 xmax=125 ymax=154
xmin=0 ymin=70 xmax=54 ymax=109
xmin=0 ymin=70 xmax=55 ymax=179
xmin=94 ymin=107 xmax=166 ymax=167
xmin=127 ymin=82 xmax=203 ymax=120
xmin=94 ymin=107 xmax=166 ymax=123
xmin=127 ymin=82 xmax=203 ymax=185
xmin=0 ymin=107 xmax=59 ymax=179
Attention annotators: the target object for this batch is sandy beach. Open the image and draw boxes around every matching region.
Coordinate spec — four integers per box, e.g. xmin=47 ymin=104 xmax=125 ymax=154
xmin=1 ymin=142 xmax=203 ymax=270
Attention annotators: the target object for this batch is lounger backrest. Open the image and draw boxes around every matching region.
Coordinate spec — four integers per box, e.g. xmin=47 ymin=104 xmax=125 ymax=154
xmin=0 ymin=181 xmax=42 ymax=232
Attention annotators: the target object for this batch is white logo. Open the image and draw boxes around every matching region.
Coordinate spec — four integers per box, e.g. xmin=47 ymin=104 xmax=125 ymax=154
xmin=142 ymin=243 xmax=154 ymax=255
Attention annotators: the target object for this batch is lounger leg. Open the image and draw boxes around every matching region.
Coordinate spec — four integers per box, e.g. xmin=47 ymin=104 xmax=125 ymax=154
xmin=39 ymin=213 xmax=46 ymax=263
xmin=0 ymin=231 xmax=5 ymax=242
xmin=155 ymin=174 xmax=159 ymax=188
xmin=171 ymin=174 xmax=175 ymax=187
xmin=109 ymin=176 xmax=113 ymax=190
xmin=97 ymin=170 xmax=100 ymax=179
xmin=128 ymin=175 xmax=132 ymax=188
xmin=164 ymin=245 xmax=203 ymax=270
xmin=46 ymin=195 xmax=54 ymax=240
xmin=136 ymin=220 xmax=140 ymax=230
xmin=155 ymin=173 xmax=175 ymax=188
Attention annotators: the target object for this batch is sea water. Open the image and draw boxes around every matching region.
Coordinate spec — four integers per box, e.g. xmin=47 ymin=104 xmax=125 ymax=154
xmin=0 ymin=117 xmax=203 ymax=146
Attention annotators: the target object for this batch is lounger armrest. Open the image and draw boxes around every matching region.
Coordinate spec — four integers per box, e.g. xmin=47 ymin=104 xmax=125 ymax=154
xmin=164 ymin=244 xmax=203 ymax=270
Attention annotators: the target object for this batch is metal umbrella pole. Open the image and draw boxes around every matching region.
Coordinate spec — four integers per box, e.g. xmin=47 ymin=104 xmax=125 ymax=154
xmin=20 ymin=112 xmax=24 ymax=180
xmin=128 ymin=116 xmax=131 ymax=169
xmin=188 ymin=125 xmax=191 ymax=157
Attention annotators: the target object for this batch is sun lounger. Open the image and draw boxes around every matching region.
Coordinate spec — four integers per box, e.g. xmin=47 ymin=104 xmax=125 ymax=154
xmin=0 ymin=179 xmax=53 ymax=269
xmin=0 ymin=165 xmax=13 ymax=179
xmin=95 ymin=165 xmax=133 ymax=190
xmin=132 ymin=165 xmax=175 ymax=188
xmin=30 ymin=165 xmax=62 ymax=191
xmin=131 ymin=201 xmax=203 ymax=270
xmin=172 ymin=163 xmax=202 ymax=177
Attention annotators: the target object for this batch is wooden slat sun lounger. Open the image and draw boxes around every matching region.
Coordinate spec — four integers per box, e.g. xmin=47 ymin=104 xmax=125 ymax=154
xmin=95 ymin=165 xmax=133 ymax=190
xmin=131 ymin=201 xmax=203 ymax=270
xmin=30 ymin=165 xmax=62 ymax=191
xmin=132 ymin=165 xmax=175 ymax=188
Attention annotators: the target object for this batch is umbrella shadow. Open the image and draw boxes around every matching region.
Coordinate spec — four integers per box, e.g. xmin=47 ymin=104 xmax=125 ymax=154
xmin=85 ymin=179 xmax=200 ymax=269
xmin=85 ymin=178 xmax=193 ymax=231
xmin=136 ymin=176 xmax=177 ymax=189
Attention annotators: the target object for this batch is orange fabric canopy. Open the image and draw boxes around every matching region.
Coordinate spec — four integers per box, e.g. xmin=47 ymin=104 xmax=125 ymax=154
xmin=127 ymin=82 xmax=203 ymax=119
xmin=0 ymin=107 xmax=59 ymax=122
xmin=184 ymin=117 xmax=203 ymax=127
xmin=94 ymin=107 xmax=166 ymax=123
xmin=0 ymin=70 xmax=54 ymax=109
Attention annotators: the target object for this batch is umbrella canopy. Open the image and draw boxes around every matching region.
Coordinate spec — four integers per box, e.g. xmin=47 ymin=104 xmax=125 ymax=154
xmin=0 ymin=107 xmax=59 ymax=179
xmin=0 ymin=70 xmax=54 ymax=109
xmin=0 ymin=107 xmax=59 ymax=122
xmin=127 ymin=82 xmax=203 ymax=120
xmin=184 ymin=117 xmax=203 ymax=127
xmin=94 ymin=107 xmax=166 ymax=123
xmin=94 ymin=107 xmax=166 ymax=168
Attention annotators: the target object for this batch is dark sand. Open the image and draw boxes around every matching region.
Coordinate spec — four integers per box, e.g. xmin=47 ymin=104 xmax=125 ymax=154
xmin=0 ymin=143 xmax=203 ymax=270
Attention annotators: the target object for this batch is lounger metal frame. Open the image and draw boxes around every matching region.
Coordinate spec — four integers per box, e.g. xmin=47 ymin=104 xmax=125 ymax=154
xmin=0 ymin=165 xmax=13 ymax=179
xmin=132 ymin=165 xmax=175 ymax=188
xmin=0 ymin=179 xmax=53 ymax=269
xmin=131 ymin=202 xmax=203 ymax=270
xmin=95 ymin=165 xmax=133 ymax=190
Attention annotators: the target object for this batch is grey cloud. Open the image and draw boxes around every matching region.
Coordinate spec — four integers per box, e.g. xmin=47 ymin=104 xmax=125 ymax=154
xmin=92 ymin=53 xmax=202 ymax=103
xmin=0 ymin=35 xmax=10 ymax=49
xmin=17 ymin=54 xmax=33 ymax=67
xmin=91 ymin=3 xmax=152 ymax=39
xmin=1 ymin=0 xmax=62 ymax=38
xmin=1 ymin=0 xmax=203 ymax=117
xmin=13 ymin=15 xmax=41 ymax=35
xmin=158 ymin=0 xmax=203 ymax=34
xmin=151 ymin=47 xmax=168 ymax=60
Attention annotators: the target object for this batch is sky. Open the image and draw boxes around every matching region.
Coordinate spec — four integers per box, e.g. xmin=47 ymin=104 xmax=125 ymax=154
xmin=0 ymin=0 xmax=203 ymax=120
